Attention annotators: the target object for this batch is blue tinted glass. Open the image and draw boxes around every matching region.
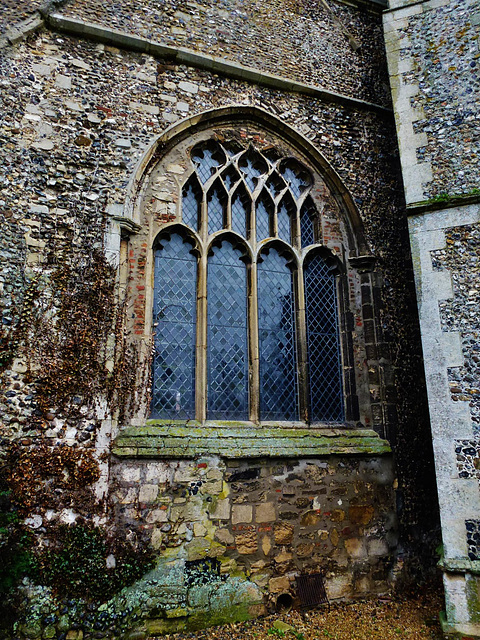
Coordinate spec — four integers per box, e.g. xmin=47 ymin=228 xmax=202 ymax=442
xmin=277 ymin=201 xmax=292 ymax=244
xmin=301 ymin=199 xmax=315 ymax=248
xmin=193 ymin=147 xmax=224 ymax=183
xmin=256 ymin=197 xmax=272 ymax=242
xmin=207 ymin=242 xmax=249 ymax=419
xmin=208 ymin=187 xmax=225 ymax=235
xmin=258 ymin=249 xmax=298 ymax=421
xmin=152 ymin=234 xmax=197 ymax=419
xmin=232 ymin=191 xmax=248 ymax=238
xmin=182 ymin=180 xmax=200 ymax=230
xmin=304 ymin=255 xmax=344 ymax=422
xmin=280 ymin=162 xmax=311 ymax=199
xmin=239 ymin=150 xmax=267 ymax=192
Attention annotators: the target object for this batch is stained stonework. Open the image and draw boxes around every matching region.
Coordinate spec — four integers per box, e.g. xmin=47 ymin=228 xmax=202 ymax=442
xmin=112 ymin=455 xmax=397 ymax=602
xmin=0 ymin=0 xmax=442 ymax=637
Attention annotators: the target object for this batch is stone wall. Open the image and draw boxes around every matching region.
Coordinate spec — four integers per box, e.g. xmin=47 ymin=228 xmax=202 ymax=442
xmin=58 ymin=0 xmax=391 ymax=106
xmin=384 ymin=0 xmax=480 ymax=205
xmin=0 ymin=0 xmax=441 ymax=635
xmin=112 ymin=455 xmax=396 ymax=599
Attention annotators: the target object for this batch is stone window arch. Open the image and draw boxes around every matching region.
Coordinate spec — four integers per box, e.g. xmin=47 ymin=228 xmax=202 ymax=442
xmin=149 ymin=137 xmax=348 ymax=425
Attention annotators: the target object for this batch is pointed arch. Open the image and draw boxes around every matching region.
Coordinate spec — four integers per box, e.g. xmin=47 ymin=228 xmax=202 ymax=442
xmin=125 ymin=106 xmax=372 ymax=258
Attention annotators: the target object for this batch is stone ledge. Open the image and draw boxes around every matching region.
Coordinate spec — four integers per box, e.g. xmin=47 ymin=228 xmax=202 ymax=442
xmin=439 ymin=557 xmax=480 ymax=575
xmin=44 ymin=13 xmax=392 ymax=116
xmin=112 ymin=423 xmax=391 ymax=458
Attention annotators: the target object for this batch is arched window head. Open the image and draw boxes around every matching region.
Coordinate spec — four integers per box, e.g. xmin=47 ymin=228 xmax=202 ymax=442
xmin=150 ymin=133 xmax=347 ymax=425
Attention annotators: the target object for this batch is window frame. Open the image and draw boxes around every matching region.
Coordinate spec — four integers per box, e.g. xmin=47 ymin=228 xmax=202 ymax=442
xmin=150 ymin=139 xmax=350 ymax=426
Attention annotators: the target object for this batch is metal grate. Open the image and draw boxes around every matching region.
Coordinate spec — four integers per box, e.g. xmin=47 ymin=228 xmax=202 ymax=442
xmin=258 ymin=248 xmax=298 ymax=421
xmin=207 ymin=241 xmax=249 ymax=419
xmin=304 ymin=255 xmax=344 ymax=422
xmin=151 ymin=234 xmax=197 ymax=419
xmin=296 ymin=573 xmax=329 ymax=609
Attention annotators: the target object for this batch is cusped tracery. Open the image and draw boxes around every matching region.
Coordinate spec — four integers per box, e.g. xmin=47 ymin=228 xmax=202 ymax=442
xmin=152 ymin=137 xmax=345 ymax=425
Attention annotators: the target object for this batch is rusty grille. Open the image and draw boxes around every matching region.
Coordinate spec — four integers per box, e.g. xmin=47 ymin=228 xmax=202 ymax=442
xmin=296 ymin=573 xmax=329 ymax=609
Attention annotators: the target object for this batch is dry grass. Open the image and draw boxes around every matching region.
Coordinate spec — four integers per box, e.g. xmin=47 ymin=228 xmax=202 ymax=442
xmin=167 ymin=588 xmax=444 ymax=640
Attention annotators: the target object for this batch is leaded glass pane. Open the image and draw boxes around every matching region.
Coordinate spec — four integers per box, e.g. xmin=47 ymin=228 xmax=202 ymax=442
xmin=304 ymin=255 xmax=344 ymax=422
xmin=182 ymin=179 xmax=200 ymax=230
xmin=256 ymin=194 xmax=273 ymax=242
xmin=207 ymin=186 xmax=225 ymax=235
xmin=152 ymin=234 xmax=197 ymax=419
xmin=192 ymin=143 xmax=226 ymax=184
xmin=280 ymin=160 xmax=311 ymax=199
xmin=258 ymin=249 xmax=298 ymax=421
xmin=239 ymin=149 xmax=268 ymax=192
xmin=300 ymin=198 xmax=315 ymax=248
xmin=232 ymin=189 xmax=249 ymax=238
xmin=266 ymin=172 xmax=286 ymax=199
xmin=222 ymin=166 xmax=240 ymax=192
xmin=277 ymin=200 xmax=292 ymax=244
xmin=207 ymin=242 xmax=248 ymax=420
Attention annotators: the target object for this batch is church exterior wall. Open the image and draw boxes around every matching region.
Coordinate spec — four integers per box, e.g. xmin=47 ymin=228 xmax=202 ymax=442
xmin=0 ymin=0 xmax=440 ymax=636
xmin=384 ymin=0 xmax=480 ymax=635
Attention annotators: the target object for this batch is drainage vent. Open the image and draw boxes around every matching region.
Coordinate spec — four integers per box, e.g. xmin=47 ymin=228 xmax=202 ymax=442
xmin=296 ymin=572 xmax=329 ymax=610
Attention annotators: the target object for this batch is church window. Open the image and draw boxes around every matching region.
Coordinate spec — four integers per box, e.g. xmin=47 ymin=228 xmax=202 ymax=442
xmin=151 ymin=139 xmax=345 ymax=424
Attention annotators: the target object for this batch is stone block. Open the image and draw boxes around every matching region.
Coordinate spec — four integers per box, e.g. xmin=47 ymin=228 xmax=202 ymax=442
xmin=268 ymin=575 xmax=290 ymax=593
xmin=232 ymin=504 xmax=253 ymax=524
xmin=236 ymin=530 xmax=257 ymax=554
xmin=215 ymin=528 xmax=234 ymax=545
xmin=261 ymin=534 xmax=273 ymax=556
xmin=210 ymin=498 xmax=230 ymax=520
xmin=178 ymin=80 xmax=198 ymax=94
xmin=367 ymin=538 xmax=389 ymax=556
xmin=151 ymin=528 xmax=163 ymax=549
xmin=139 ymin=484 xmax=159 ymax=503
xmin=146 ymin=508 xmax=168 ymax=523
xmin=274 ymin=522 xmax=294 ymax=545
xmin=349 ymin=505 xmax=374 ymax=525
xmin=345 ymin=537 xmax=367 ymax=558
xmin=121 ymin=466 xmax=141 ymax=482
xmin=256 ymin=502 xmax=276 ymax=523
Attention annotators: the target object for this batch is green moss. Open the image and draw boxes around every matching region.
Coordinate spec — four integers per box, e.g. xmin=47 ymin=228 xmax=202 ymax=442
xmin=466 ymin=574 xmax=480 ymax=624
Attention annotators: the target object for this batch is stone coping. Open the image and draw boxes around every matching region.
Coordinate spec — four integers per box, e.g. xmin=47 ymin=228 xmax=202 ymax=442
xmin=112 ymin=423 xmax=392 ymax=458
xmin=42 ymin=13 xmax=392 ymax=116
xmin=438 ymin=557 xmax=480 ymax=576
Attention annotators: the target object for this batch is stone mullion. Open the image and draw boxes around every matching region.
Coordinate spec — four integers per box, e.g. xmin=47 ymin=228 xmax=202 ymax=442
xmin=195 ymin=250 xmax=208 ymax=422
xmin=196 ymin=189 xmax=208 ymax=422
xmin=249 ymin=259 xmax=260 ymax=423
xmin=296 ymin=259 xmax=309 ymax=423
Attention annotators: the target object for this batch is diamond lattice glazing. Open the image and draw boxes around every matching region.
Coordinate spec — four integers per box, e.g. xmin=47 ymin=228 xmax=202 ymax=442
xmin=258 ymin=249 xmax=298 ymax=421
xmin=207 ymin=242 xmax=249 ymax=419
xmin=304 ymin=255 xmax=344 ymax=422
xmin=152 ymin=234 xmax=197 ymax=419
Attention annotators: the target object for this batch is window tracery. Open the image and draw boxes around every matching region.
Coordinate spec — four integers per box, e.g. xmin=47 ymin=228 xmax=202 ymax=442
xmin=151 ymin=138 xmax=345 ymax=424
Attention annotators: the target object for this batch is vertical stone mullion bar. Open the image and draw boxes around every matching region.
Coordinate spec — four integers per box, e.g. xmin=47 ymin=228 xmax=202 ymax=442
xmin=196 ymin=250 xmax=208 ymax=422
xmin=249 ymin=258 xmax=260 ymax=423
xmin=296 ymin=257 xmax=309 ymax=423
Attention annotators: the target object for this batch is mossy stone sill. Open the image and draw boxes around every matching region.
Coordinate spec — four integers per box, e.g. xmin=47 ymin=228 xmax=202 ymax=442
xmin=112 ymin=423 xmax=391 ymax=458
xmin=439 ymin=557 xmax=480 ymax=575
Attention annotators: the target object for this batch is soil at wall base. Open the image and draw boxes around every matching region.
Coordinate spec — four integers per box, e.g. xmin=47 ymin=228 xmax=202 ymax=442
xmin=165 ymin=585 xmax=444 ymax=640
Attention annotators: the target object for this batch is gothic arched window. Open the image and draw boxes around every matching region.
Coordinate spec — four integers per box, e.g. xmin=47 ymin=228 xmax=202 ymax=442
xmin=151 ymin=139 xmax=345 ymax=424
